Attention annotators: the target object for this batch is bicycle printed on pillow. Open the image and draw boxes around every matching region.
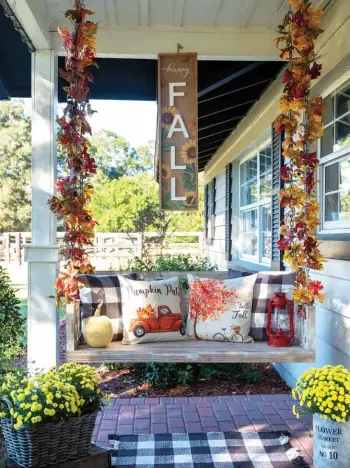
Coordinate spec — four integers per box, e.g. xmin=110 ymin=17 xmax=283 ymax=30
xmin=213 ymin=325 xmax=243 ymax=343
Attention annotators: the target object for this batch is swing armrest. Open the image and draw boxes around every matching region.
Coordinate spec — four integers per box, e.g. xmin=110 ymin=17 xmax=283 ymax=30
xmin=66 ymin=300 xmax=81 ymax=352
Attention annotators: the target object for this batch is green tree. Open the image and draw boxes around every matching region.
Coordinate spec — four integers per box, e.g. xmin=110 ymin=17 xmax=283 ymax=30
xmin=91 ymin=173 xmax=160 ymax=232
xmin=89 ymin=130 xmax=153 ymax=178
xmin=168 ymin=182 xmax=204 ymax=232
xmin=91 ymin=173 xmax=203 ymax=234
xmin=0 ymin=101 xmax=31 ymax=232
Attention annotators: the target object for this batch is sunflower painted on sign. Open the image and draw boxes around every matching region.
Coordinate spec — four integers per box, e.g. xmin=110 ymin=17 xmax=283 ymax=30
xmin=183 ymin=191 xmax=196 ymax=207
xmin=161 ymin=106 xmax=177 ymax=133
xmin=161 ymin=164 xmax=171 ymax=179
xmin=181 ymin=140 xmax=197 ymax=164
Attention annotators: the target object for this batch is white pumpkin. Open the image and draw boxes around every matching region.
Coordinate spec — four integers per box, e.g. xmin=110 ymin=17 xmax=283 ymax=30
xmin=85 ymin=300 xmax=113 ymax=348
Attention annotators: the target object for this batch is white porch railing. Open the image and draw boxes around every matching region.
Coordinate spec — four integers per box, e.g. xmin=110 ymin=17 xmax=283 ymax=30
xmin=0 ymin=232 xmax=204 ymax=268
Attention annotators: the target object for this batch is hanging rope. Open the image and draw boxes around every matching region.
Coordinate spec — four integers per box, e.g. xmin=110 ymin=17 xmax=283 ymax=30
xmin=274 ymin=0 xmax=326 ymax=317
xmin=49 ymin=1 xmax=98 ymax=306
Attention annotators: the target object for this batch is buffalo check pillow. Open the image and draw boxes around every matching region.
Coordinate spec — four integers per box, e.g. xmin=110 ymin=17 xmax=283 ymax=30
xmin=78 ymin=273 xmax=136 ymax=342
xmin=250 ymin=271 xmax=296 ymax=341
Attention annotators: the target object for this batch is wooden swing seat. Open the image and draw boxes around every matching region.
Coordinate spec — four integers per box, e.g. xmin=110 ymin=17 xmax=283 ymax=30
xmin=66 ymin=271 xmax=315 ymax=364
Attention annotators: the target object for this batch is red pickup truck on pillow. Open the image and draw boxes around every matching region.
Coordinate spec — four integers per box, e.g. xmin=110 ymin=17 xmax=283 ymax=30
xmin=129 ymin=305 xmax=185 ymax=338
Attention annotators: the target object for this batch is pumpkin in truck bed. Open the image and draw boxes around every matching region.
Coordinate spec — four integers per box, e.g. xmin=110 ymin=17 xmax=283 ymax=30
xmin=129 ymin=305 xmax=185 ymax=338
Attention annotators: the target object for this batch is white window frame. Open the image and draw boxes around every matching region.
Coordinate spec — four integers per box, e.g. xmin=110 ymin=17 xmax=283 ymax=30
xmin=319 ymin=77 xmax=350 ymax=233
xmin=239 ymin=144 xmax=272 ymax=265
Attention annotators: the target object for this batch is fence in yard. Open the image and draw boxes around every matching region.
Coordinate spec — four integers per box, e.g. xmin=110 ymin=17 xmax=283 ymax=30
xmin=0 ymin=232 xmax=204 ymax=269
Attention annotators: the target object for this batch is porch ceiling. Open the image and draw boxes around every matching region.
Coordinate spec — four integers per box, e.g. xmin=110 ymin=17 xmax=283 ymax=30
xmin=44 ymin=0 xmax=290 ymax=30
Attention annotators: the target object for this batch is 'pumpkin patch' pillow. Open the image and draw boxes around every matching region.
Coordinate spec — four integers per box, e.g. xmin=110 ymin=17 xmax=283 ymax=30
xmin=118 ymin=275 xmax=187 ymax=345
xmin=186 ymin=274 xmax=257 ymax=343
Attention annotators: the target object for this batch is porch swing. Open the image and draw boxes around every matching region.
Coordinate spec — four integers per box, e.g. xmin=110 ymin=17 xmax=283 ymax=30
xmin=65 ymin=270 xmax=316 ymax=364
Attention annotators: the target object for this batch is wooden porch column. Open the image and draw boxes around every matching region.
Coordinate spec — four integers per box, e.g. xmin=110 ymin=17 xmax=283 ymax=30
xmin=24 ymin=50 xmax=60 ymax=372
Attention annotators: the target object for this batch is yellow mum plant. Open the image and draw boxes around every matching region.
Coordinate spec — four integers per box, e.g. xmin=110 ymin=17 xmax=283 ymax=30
xmin=49 ymin=363 xmax=107 ymax=415
xmin=292 ymin=365 xmax=350 ymax=423
xmin=0 ymin=363 xmax=107 ymax=430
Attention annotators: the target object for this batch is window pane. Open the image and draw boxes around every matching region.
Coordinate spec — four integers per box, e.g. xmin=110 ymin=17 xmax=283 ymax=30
xmin=240 ymin=156 xmax=257 ymax=183
xmin=260 ymin=146 xmax=272 ymax=174
xmin=241 ymin=210 xmax=258 ymax=256
xmin=339 ymin=192 xmax=350 ymax=221
xmin=321 ymin=124 xmax=334 ymax=157
xmin=325 ymin=193 xmax=339 ymax=221
xmin=261 ymin=205 xmax=272 ymax=260
xmin=325 ymin=162 xmax=339 ymax=193
xmin=259 ymin=146 xmax=272 ymax=200
xmin=336 ymin=83 xmax=350 ymax=118
xmin=260 ymin=172 xmax=272 ymax=200
xmin=324 ymin=94 xmax=334 ymax=125
xmin=339 ymin=158 xmax=350 ymax=220
xmin=240 ymin=156 xmax=258 ymax=206
xmin=335 ymin=121 xmax=350 ymax=151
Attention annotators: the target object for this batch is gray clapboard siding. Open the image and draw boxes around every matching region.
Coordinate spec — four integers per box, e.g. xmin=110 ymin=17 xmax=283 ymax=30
xmin=204 ymin=168 xmax=228 ymax=269
xmin=215 ymin=213 xmax=225 ymax=227
xmin=215 ymin=183 xmax=226 ymax=202
xmin=315 ymin=306 xmax=350 ymax=356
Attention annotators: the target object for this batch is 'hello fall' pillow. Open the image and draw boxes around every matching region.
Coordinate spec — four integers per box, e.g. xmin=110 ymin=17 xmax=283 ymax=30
xmin=186 ymin=274 xmax=257 ymax=343
xmin=118 ymin=275 xmax=187 ymax=345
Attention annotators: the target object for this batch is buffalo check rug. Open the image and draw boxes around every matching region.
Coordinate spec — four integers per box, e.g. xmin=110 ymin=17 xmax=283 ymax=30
xmin=108 ymin=431 xmax=309 ymax=468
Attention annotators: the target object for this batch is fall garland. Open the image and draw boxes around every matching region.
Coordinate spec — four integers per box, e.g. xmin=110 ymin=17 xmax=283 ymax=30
xmin=274 ymin=0 xmax=326 ymax=316
xmin=49 ymin=1 xmax=98 ymax=306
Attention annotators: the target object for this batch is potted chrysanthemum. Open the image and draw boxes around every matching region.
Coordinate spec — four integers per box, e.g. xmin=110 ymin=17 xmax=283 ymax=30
xmin=292 ymin=365 xmax=350 ymax=468
xmin=0 ymin=363 xmax=107 ymax=467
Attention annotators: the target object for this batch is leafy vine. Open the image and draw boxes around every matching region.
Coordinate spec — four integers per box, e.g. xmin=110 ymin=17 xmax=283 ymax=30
xmin=274 ymin=0 xmax=326 ymax=316
xmin=49 ymin=1 xmax=98 ymax=306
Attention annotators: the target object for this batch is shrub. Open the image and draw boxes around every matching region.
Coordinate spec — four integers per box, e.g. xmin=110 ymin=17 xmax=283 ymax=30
xmin=135 ymin=363 xmax=194 ymax=389
xmin=131 ymin=362 xmax=262 ymax=390
xmin=124 ymin=254 xmax=217 ymax=273
xmin=0 ymin=266 xmax=25 ymax=362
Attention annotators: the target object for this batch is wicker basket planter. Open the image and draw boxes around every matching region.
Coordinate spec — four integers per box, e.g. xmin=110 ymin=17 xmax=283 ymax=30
xmin=0 ymin=432 xmax=7 ymax=468
xmin=0 ymin=411 xmax=97 ymax=468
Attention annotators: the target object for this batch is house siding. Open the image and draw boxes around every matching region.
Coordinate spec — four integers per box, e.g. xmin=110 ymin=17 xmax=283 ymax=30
xmin=204 ymin=170 xmax=227 ymax=270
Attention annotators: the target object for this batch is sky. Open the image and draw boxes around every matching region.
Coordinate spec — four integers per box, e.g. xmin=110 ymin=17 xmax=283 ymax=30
xmin=20 ymin=98 xmax=157 ymax=149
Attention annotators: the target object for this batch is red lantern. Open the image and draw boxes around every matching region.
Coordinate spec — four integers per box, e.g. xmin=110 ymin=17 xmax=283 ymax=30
xmin=266 ymin=292 xmax=294 ymax=347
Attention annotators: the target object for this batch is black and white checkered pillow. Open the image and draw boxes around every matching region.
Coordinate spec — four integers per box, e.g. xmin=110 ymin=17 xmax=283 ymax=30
xmin=78 ymin=273 xmax=136 ymax=341
xmin=229 ymin=270 xmax=296 ymax=341
xmin=250 ymin=272 xmax=296 ymax=341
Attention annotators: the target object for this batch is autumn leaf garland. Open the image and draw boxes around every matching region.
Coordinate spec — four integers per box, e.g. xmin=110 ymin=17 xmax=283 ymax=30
xmin=274 ymin=0 xmax=326 ymax=315
xmin=49 ymin=0 xmax=98 ymax=306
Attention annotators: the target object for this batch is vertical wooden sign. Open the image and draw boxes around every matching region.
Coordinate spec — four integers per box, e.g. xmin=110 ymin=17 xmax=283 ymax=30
xmin=158 ymin=53 xmax=198 ymax=210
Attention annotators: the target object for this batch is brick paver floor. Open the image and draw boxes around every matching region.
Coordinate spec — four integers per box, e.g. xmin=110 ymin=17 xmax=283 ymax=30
xmin=93 ymin=394 xmax=314 ymax=466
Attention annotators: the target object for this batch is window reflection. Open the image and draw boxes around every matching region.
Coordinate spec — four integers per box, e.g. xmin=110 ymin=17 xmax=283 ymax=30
xmin=242 ymin=209 xmax=258 ymax=256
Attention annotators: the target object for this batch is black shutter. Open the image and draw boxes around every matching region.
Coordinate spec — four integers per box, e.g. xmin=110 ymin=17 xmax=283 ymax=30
xmin=225 ymin=164 xmax=233 ymax=261
xmin=271 ymin=125 xmax=285 ymax=271
xmin=204 ymin=184 xmax=209 ymax=240
xmin=210 ymin=178 xmax=216 ymax=242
